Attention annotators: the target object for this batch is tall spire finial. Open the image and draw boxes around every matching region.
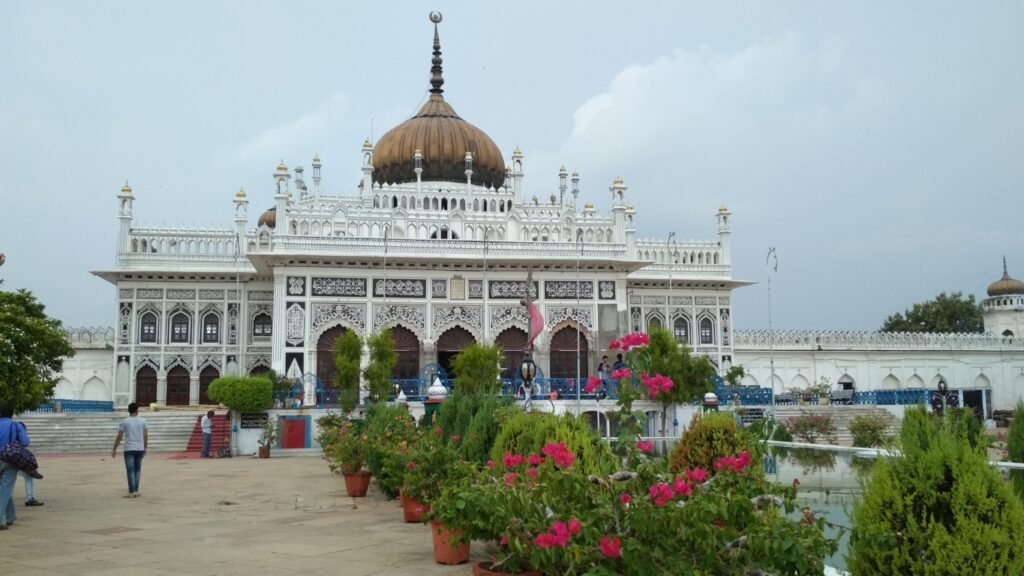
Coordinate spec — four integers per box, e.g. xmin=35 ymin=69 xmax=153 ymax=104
xmin=1004 ymin=256 xmax=1010 ymax=278
xmin=429 ymin=12 xmax=444 ymax=95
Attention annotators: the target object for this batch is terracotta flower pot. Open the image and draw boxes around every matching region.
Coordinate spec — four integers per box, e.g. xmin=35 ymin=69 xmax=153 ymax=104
xmin=431 ymin=521 xmax=470 ymax=565
xmin=473 ymin=561 xmax=542 ymax=576
xmin=257 ymin=445 xmax=270 ymax=459
xmin=401 ymin=493 xmax=430 ymax=523
xmin=343 ymin=470 xmax=372 ymax=497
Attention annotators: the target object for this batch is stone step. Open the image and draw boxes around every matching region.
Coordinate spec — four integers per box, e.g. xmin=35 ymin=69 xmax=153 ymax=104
xmin=15 ymin=411 xmax=211 ymax=454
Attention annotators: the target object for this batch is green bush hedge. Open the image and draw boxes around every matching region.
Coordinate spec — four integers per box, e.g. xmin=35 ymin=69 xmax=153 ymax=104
xmin=1008 ymin=403 xmax=1024 ymax=500
xmin=848 ymin=410 xmax=896 ymax=448
xmin=669 ymin=412 xmax=753 ymax=473
xmin=849 ymin=406 xmax=1024 ymax=574
xmin=490 ymin=411 xmax=615 ymax=475
xmin=207 ymin=376 xmax=272 ymax=412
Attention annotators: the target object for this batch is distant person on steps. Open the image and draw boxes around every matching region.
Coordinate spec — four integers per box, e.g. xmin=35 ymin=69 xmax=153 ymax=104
xmin=200 ymin=410 xmax=214 ymax=458
xmin=111 ymin=403 xmax=148 ymax=498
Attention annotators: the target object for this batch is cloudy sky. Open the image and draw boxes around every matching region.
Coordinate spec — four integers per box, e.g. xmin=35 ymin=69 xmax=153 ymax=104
xmin=2 ymin=1 xmax=1022 ymax=331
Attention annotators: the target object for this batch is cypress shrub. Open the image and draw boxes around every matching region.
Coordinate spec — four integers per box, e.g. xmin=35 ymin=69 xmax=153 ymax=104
xmin=849 ymin=406 xmax=1024 ymax=575
xmin=668 ymin=411 xmax=753 ymax=473
xmin=207 ymin=376 xmax=272 ymax=412
xmin=332 ymin=330 xmax=362 ymax=413
xmin=1008 ymin=402 xmax=1024 ymax=500
xmin=490 ymin=412 xmax=614 ymax=475
xmin=364 ymin=403 xmax=418 ymax=498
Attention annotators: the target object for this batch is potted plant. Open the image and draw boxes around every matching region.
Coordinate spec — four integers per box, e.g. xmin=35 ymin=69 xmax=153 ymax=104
xmin=257 ymin=417 xmax=278 ymax=458
xmin=317 ymin=415 xmax=372 ymax=496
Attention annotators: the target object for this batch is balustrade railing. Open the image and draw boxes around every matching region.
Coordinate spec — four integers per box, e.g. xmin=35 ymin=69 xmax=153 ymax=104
xmin=30 ymin=399 xmax=114 ymax=413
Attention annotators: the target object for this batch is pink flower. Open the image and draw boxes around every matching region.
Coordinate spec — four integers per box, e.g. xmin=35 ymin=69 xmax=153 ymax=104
xmin=685 ymin=468 xmax=708 ymax=483
xmin=406 ymin=461 xmax=416 ymax=470
xmin=672 ymin=477 xmax=693 ymax=497
xmin=614 ymin=332 xmax=651 ymax=352
xmin=527 ymin=453 xmax=544 ymax=466
xmin=568 ymin=518 xmax=582 ymax=535
xmin=585 ymin=376 xmax=602 ymax=394
xmin=487 ymin=459 xmax=496 ymax=469
xmin=542 ymin=442 xmax=575 ymax=469
xmin=619 ymin=493 xmax=632 ymax=506
xmin=792 ymin=478 xmax=800 ymax=488
xmin=712 ymin=520 xmax=726 ymax=530
xmin=609 ymin=340 xmax=621 ymax=350
xmin=611 ymin=367 xmax=632 ymax=380
xmin=432 ymin=427 xmax=443 ymax=436
xmin=535 ymin=533 xmax=558 ymax=549
xmin=649 ymin=483 xmax=674 ymax=507
xmin=500 ymin=535 xmax=509 ymax=546
xmin=525 ymin=467 xmax=538 ymax=479
xmin=549 ymin=521 xmax=571 ymax=547
xmin=451 ymin=435 xmax=461 ymax=442
xmin=640 ymin=373 xmax=675 ymax=398
xmin=502 ymin=452 xmax=526 ymax=469
xmin=714 ymin=451 xmax=753 ymax=474
xmin=636 ymin=440 xmax=654 ymax=454
xmin=504 ymin=472 xmax=519 ymax=486
xmin=599 ymin=535 xmax=621 ymax=559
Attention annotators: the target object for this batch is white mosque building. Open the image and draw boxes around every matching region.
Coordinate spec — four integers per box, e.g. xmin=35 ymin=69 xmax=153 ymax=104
xmin=54 ymin=17 xmax=1024 ymax=418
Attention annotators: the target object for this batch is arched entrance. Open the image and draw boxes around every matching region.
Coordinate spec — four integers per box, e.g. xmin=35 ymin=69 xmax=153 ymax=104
xmin=436 ymin=326 xmax=475 ymax=378
xmin=317 ymin=325 xmax=349 ymax=388
xmin=495 ymin=327 xmax=528 ymax=381
xmin=135 ymin=365 xmax=157 ymax=406
xmin=166 ymin=366 xmax=191 ymax=405
xmin=199 ymin=365 xmax=220 ymax=404
xmin=391 ymin=325 xmax=420 ymax=379
xmin=549 ymin=325 xmax=589 ymax=379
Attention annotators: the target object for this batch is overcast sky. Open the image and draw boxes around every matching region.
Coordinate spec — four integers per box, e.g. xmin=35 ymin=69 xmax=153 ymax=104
xmin=2 ymin=1 xmax=1022 ymax=332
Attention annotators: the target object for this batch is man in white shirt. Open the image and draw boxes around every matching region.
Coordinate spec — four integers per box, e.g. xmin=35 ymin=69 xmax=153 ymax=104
xmin=111 ymin=403 xmax=148 ymax=498
xmin=200 ymin=410 xmax=214 ymax=458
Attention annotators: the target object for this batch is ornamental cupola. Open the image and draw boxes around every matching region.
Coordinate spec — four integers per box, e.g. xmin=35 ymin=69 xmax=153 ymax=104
xmin=987 ymin=257 xmax=1024 ymax=297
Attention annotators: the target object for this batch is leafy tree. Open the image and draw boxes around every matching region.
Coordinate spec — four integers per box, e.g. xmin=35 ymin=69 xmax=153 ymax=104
xmin=0 ymin=287 xmax=74 ymax=412
xmin=207 ymin=377 xmax=273 ymax=412
xmin=364 ymin=329 xmax=397 ymax=403
xmin=880 ymin=291 xmax=983 ymax=333
xmin=1008 ymin=403 xmax=1024 ymax=500
xmin=333 ymin=330 xmax=362 ymax=413
xmin=645 ymin=328 xmax=717 ymax=436
xmin=451 ymin=343 xmax=502 ymax=395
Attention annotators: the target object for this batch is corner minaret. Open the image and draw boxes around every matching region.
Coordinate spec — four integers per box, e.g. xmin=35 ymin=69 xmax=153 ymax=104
xmin=234 ymin=188 xmax=249 ymax=256
xmin=117 ymin=181 xmax=134 ymax=253
xmin=361 ymin=139 xmax=374 ymax=194
xmin=274 ymin=161 xmax=290 ymax=233
xmin=716 ymin=205 xmax=732 ymax=266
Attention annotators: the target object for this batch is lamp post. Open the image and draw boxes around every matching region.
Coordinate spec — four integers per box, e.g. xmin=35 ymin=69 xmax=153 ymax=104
xmin=521 ymin=354 xmax=537 ymax=412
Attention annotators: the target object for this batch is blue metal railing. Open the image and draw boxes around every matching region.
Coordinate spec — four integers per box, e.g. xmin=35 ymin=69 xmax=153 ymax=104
xmin=31 ymin=399 xmax=114 ymax=413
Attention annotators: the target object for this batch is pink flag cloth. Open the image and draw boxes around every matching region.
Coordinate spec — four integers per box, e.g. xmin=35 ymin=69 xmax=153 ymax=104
xmin=527 ymin=300 xmax=544 ymax=347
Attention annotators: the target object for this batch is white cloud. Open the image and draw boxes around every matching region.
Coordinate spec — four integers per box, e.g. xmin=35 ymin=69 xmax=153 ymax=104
xmin=228 ymin=92 xmax=354 ymax=165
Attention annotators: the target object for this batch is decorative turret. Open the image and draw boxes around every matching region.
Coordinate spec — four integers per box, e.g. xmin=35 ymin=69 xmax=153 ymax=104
xmin=361 ymin=139 xmax=374 ymax=194
xmin=571 ymin=170 xmax=580 ymax=207
xmin=511 ymin=147 xmax=524 ymax=199
xmin=311 ymin=154 xmax=322 ymax=195
xmin=274 ymin=160 xmax=290 ymax=233
xmin=716 ymin=205 xmax=732 ymax=266
xmin=559 ymin=165 xmax=568 ymax=205
xmin=117 ymin=181 xmax=134 ymax=253
xmin=987 ymin=258 xmax=1024 ymax=297
xmin=233 ymin=188 xmax=248 ymax=255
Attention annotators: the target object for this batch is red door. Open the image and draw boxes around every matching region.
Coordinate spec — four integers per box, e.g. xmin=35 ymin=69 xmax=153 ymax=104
xmin=280 ymin=417 xmax=307 ymax=449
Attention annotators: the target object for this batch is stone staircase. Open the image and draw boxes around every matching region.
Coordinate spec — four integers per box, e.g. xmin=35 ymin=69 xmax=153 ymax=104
xmin=15 ymin=410 xmax=211 ymax=454
xmin=772 ymin=405 xmax=899 ymax=446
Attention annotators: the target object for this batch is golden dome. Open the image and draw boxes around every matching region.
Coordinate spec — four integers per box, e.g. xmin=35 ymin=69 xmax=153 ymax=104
xmin=613 ymin=176 xmax=625 ymax=186
xmin=235 ymin=188 xmax=247 ymax=199
xmin=276 ymin=160 xmax=288 ymax=173
xmin=258 ymin=207 xmax=276 ymax=228
xmin=120 ymin=181 xmax=133 ymax=195
xmin=988 ymin=258 xmax=1024 ymax=297
xmin=371 ymin=19 xmax=505 ymax=188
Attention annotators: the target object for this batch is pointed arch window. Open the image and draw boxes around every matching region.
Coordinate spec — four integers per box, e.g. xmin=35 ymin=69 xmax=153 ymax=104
xmin=673 ymin=318 xmax=690 ymax=344
xmin=202 ymin=313 xmax=220 ymax=343
xmin=699 ymin=317 xmax=714 ymax=345
xmin=140 ymin=312 xmax=158 ymax=343
xmin=170 ymin=312 xmax=190 ymax=343
xmin=252 ymin=313 xmax=272 ymax=338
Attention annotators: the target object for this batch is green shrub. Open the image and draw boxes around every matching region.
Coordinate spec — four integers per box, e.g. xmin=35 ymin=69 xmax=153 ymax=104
xmin=668 ymin=412 xmax=753 ymax=473
xmin=364 ymin=403 xmax=418 ymax=498
xmin=460 ymin=394 xmax=513 ymax=464
xmin=849 ymin=410 xmax=896 ymax=448
xmin=1008 ymin=402 xmax=1024 ymax=500
xmin=332 ymin=330 xmax=362 ymax=413
xmin=207 ymin=377 xmax=272 ymax=412
xmin=785 ymin=410 xmax=838 ymax=444
xmin=849 ymin=406 xmax=1024 ymax=574
xmin=490 ymin=412 xmax=614 ymax=475
xmin=451 ymin=343 xmax=503 ymax=395
xmin=946 ymin=406 xmax=984 ymax=449
xmin=364 ymin=330 xmax=396 ymax=404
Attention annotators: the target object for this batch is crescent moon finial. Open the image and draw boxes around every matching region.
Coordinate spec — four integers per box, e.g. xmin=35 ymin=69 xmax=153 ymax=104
xmin=429 ymin=11 xmax=442 ymax=24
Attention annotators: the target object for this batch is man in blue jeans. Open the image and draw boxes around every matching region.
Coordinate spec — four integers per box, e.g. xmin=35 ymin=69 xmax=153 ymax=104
xmin=111 ymin=403 xmax=148 ymax=498
xmin=200 ymin=410 xmax=214 ymax=458
xmin=1 ymin=404 xmax=37 ymax=529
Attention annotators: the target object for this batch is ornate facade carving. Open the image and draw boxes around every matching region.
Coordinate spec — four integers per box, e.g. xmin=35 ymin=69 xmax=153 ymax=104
xmin=285 ymin=303 xmax=305 ymax=347
xmin=163 ymin=354 xmax=192 ymax=371
xmin=199 ymin=289 xmax=224 ymax=300
xmin=119 ymin=303 xmax=132 ymax=344
xmin=287 ymin=276 xmax=306 ymax=296
xmin=631 ymin=307 xmax=642 ymax=332
xmin=311 ymin=277 xmax=366 ymax=297
xmin=226 ymin=290 xmax=239 ymax=300
xmin=432 ymin=279 xmax=447 ymax=298
xmin=644 ymin=295 xmax=666 ymax=305
xmin=671 ymin=296 xmax=693 ymax=305
xmin=311 ymin=303 xmax=366 ymax=333
xmin=544 ymin=280 xmax=593 ymax=300
xmin=138 ymin=288 xmax=163 ymax=299
xmin=227 ymin=303 xmax=238 ymax=345
xmin=695 ymin=296 xmax=717 ymax=306
xmin=249 ymin=303 xmax=272 ymax=322
xmin=373 ymin=278 xmax=426 ymax=298
xmin=167 ymin=289 xmax=196 ymax=300
xmin=433 ymin=305 xmax=482 ymax=333
xmin=490 ymin=306 xmax=530 ymax=333
xmin=247 ymin=355 xmax=270 ymax=372
xmin=374 ymin=304 xmax=426 ymax=333
xmin=119 ymin=288 xmax=134 ymax=299
xmin=198 ymin=356 xmax=222 ymax=371
xmin=718 ymin=296 xmax=731 ymax=305
xmin=489 ymin=280 xmax=538 ymax=299
xmin=598 ymin=281 xmax=615 ymax=300
xmin=721 ymin=309 xmax=731 ymax=346
xmin=545 ymin=306 xmax=594 ymax=331
xmin=469 ymin=280 xmax=483 ymax=299
xmin=629 ymin=294 xmax=641 ymax=305
xmin=248 ymin=290 xmax=274 ymax=301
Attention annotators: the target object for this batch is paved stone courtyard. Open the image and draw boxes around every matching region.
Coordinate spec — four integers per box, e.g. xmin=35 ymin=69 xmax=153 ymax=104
xmin=2 ymin=454 xmax=486 ymax=575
